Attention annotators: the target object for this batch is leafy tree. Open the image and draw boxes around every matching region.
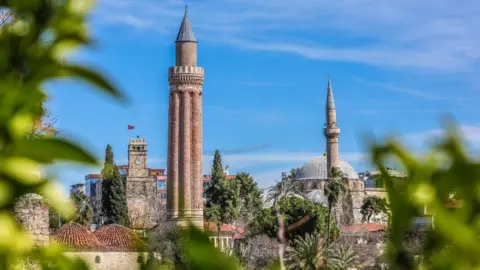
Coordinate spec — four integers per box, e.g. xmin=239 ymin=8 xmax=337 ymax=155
xmin=258 ymin=196 xmax=337 ymax=243
xmin=101 ymin=144 xmax=130 ymax=226
xmin=361 ymin=196 xmax=389 ymax=223
xmin=285 ymin=233 xmax=330 ymax=270
xmin=204 ymin=150 xmax=239 ymax=234
xmin=236 ymin=172 xmax=263 ymax=226
xmin=324 ymin=167 xmax=347 ymax=245
xmin=70 ymin=192 xmax=93 ymax=227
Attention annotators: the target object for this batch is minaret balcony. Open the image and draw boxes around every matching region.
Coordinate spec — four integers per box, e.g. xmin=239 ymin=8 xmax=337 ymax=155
xmin=324 ymin=128 xmax=340 ymax=137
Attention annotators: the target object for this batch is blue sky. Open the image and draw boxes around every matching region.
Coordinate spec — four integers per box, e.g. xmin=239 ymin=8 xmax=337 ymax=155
xmin=47 ymin=0 xmax=480 ymax=192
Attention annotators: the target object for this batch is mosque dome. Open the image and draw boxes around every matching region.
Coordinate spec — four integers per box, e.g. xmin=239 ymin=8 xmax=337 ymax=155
xmin=94 ymin=224 xmax=146 ymax=251
xmin=296 ymin=156 xmax=359 ymax=181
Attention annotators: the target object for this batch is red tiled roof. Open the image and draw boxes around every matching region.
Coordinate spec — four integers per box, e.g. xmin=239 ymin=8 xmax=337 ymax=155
xmin=94 ymin=224 xmax=146 ymax=251
xmin=342 ymin=223 xmax=387 ymax=233
xmin=203 ymin=221 xmax=245 ymax=238
xmin=51 ymin=222 xmax=106 ymax=251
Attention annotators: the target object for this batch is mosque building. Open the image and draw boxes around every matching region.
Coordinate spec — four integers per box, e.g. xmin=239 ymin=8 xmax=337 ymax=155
xmin=293 ymin=77 xmax=390 ymax=224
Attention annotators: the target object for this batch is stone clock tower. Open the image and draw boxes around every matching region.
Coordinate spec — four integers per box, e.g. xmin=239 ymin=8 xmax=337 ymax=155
xmin=128 ymin=137 xmax=148 ymax=177
xmin=125 ymin=137 xmax=156 ymax=228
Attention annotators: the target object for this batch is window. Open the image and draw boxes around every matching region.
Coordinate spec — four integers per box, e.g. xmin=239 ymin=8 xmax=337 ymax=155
xmin=95 ymin=255 xmax=101 ymax=263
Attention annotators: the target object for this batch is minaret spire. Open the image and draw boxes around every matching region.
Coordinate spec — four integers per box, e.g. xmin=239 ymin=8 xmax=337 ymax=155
xmin=175 ymin=5 xmax=197 ymax=43
xmin=324 ymin=76 xmax=341 ymax=172
xmin=326 ymin=75 xmax=335 ymax=109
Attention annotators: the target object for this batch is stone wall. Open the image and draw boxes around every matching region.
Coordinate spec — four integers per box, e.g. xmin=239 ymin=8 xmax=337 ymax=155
xmin=126 ymin=177 xmax=157 ymax=227
xmin=13 ymin=194 xmax=50 ymax=247
xmin=64 ymin=252 xmax=152 ymax=270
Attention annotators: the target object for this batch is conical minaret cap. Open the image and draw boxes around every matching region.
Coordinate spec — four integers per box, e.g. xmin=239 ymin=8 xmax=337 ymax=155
xmin=175 ymin=5 xmax=197 ymax=43
xmin=326 ymin=76 xmax=335 ymax=110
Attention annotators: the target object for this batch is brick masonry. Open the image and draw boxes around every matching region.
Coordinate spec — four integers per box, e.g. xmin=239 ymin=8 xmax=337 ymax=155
xmin=166 ymin=26 xmax=204 ymax=228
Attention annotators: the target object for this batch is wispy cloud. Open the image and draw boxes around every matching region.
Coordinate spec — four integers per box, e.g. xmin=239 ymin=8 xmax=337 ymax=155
xmin=354 ymin=78 xmax=467 ymax=101
xmin=354 ymin=109 xmax=445 ymax=115
xmin=94 ymin=0 xmax=480 ymax=72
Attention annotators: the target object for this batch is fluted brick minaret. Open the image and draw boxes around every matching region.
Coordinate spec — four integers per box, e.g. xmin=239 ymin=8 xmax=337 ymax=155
xmin=166 ymin=6 xmax=204 ymax=229
xmin=324 ymin=76 xmax=341 ymax=172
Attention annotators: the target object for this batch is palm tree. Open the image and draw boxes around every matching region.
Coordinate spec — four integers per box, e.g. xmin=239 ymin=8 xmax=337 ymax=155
xmin=328 ymin=244 xmax=359 ymax=270
xmin=267 ymin=175 xmax=301 ymax=206
xmin=324 ymin=167 xmax=347 ymax=245
xmin=267 ymin=169 xmax=302 ymax=270
xmin=285 ymin=233 xmax=330 ymax=269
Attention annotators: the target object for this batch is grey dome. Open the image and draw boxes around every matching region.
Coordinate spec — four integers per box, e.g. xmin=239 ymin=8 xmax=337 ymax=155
xmin=306 ymin=189 xmax=328 ymax=206
xmin=296 ymin=156 xmax=359 ymax=181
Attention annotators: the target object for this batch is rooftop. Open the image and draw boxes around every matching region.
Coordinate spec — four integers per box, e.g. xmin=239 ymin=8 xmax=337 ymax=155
xmin=51 ymin=222 xmax=106 ymax=251
xmin=94 ymin=224 xmax=146 ymax=251
xmin=342 ymin=223 xmax=388 ymax=233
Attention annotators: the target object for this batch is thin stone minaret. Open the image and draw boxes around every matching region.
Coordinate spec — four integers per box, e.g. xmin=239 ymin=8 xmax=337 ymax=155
xmin=166 ymin=6 xmax=204 ymax=229
xmin=324 ymin=76 xmax=341 ymax=172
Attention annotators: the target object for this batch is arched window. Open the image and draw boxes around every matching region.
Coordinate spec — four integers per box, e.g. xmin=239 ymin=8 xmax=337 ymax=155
xmin=95 ymin=255 xmax=101 ymax=263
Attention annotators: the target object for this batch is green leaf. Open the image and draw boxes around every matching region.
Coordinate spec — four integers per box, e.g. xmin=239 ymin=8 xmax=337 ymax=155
xmin=13 ymin=138 xmax=98 ymax=164
xmin=59 ymin=64 xmax=124 ymax=100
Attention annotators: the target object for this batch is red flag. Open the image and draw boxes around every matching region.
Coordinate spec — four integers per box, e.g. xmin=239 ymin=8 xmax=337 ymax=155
xmin=128 ymin=125 xmax=134 ymax=130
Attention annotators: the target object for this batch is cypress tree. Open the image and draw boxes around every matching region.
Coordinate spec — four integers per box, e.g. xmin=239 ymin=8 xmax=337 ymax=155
xmin=205 ymin=150 xmax=226 ymax=205
xmin=204 ymin=150 xmax=239 ymax=233
xmin=101 ymin=144 xmax=130 ymax=226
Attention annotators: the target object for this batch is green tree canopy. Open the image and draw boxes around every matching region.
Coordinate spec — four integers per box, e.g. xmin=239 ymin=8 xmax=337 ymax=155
xmin=360 ymin=196 xmax=389 ymax=223
xmin=204 ymin=150 xmax=239 ymax=232
xmin=257 ymin=196 xmax=338 ymax=243
xmin=236 ymin=172 xmax=263 ymax=224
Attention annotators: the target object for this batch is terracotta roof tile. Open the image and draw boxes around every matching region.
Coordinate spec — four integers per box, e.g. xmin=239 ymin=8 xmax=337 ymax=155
xmin=51 ymin=222 xmax=106 ymax=251
xmin=94 ymin=224 xmax=147 ymax=251
xmin=203 ymin=221 xmax=245 ymax=237
xmin=342 ymin=223 xmax=387 ymax=233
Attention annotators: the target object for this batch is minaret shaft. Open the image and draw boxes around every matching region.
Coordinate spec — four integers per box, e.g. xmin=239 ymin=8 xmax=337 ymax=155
xmin=324 ymin=77 xmax=340 ymax=173
xmin=166 ymin=6 xmax=204 ymax=229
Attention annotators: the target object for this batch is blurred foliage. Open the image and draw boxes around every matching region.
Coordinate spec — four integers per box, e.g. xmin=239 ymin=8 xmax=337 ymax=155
xmin=369 ymin=122 xmax=480 ymax=269
xmin=0 ymin=0 xmax=122 ymax=268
